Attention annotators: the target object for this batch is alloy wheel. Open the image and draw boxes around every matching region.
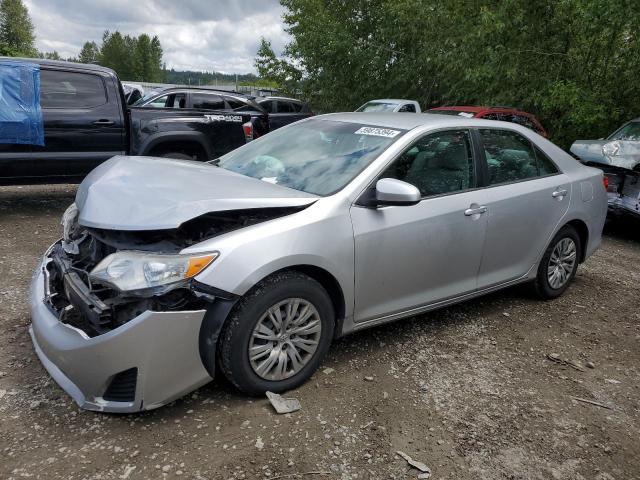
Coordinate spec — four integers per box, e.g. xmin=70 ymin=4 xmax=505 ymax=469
xmin=547 ymin=238 xmax=577 ymax=289
xmin=248 ymin=298 xmax=322 ymax=381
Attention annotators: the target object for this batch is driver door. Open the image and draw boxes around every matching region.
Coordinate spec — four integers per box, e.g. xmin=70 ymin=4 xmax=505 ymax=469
xmin=350 ymin=129 xmax=488 ymax=323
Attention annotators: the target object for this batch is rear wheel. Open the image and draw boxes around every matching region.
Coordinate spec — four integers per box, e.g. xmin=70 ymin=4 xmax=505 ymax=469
xmin=218 ymin=271 xmax=334 ymax=395
xmin=534 ymin=225 xmax=581 ymax=299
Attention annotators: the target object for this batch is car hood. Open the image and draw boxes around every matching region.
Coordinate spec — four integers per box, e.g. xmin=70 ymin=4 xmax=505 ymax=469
xmin=76 ymin=155 xmax=318 ymax=230
xmin=570 ymin=139 xmax=640 ymax=171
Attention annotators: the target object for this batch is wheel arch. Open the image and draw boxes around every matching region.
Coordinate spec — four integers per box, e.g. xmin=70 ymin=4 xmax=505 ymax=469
xmin=236 ymin=264 xmax=347 ymax=338
xmin=139 ymin=132 xmax=212 ymax=160
xmin=564 ymin=219 xmax=589 ymax=263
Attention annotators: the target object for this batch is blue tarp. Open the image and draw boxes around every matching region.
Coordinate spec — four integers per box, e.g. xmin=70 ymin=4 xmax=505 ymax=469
xmin=0 ymin=61 xmax=44 ymax=146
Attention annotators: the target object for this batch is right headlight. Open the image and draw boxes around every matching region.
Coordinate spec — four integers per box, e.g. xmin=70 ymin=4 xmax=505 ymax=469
xmin=89 ymin=251 xmax=218 ymax=295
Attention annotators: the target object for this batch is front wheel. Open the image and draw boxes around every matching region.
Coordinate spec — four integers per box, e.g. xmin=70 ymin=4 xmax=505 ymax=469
xmin=217 ymin=271 xmax=334 ymax=395
xmin=534 ymin=225 xmax=581 ymax=299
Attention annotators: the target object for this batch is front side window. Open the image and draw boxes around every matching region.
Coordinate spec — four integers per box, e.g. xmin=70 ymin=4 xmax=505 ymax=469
xmin=381 ymin=130 xmax=474 ymax=197
xmin=40 ymin=70 xmax=106 ymax=108
xmin=219 ymin=119 xmax=406 ymax=195
xmin=144 ymin=93 xmax=185 ymax=108
xmin=191 ymin=93 xmax=224 ymax=110
xmin=479 ymin=129 xmax=543 ymax=185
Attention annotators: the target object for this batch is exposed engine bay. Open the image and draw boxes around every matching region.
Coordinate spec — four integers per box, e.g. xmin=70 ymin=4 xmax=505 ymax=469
xmin=46 ymin=206 xmax=304 ymax=337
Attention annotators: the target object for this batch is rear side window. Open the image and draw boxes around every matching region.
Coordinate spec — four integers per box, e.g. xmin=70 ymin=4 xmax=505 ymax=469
xmin=276 ymin=101 xmax=296 ymax=113
xmin=479 ymin=129 xmax=539 ymax=185
xmin=381 ymin=129 xmax=474 ymax=197
xmin=398 ymin=103 xmax=416 ymax=113
xmin=534 ymin=146 xmax=559 ymax=175
xmin=191 ymin=93 xmax=225 ymax=110
xmin=509 ymin=114 xmax=537 ymax=131
xmin=258 ymin=100 xmax=274 ymax=113
xmin=40 ymin=70 xmax=107 ymax=108
xmin=479 ymin=130 xmax=559 ymax=184
xmin=225 ymin=98 xmax=246 ymax=110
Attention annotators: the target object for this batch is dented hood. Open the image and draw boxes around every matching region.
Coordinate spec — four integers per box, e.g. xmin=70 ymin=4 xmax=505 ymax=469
xmin=76 ymin=156 xmax=317 ymax=230
xmin=570 ymin=140 xmax=640 ymax=171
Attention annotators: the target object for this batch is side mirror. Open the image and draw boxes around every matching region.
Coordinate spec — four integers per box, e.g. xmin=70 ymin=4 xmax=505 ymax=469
xmin=374 ymin=178 xmax=421 ymax=207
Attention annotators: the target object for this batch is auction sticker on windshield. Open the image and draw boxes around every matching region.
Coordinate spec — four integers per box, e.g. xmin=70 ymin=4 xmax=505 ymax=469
xmin=354 ymin=127 xmax=401 ymax=138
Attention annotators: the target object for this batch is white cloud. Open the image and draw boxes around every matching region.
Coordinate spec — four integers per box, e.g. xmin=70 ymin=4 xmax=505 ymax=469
xmin=24 ymin=0 xmax=290 ymax=73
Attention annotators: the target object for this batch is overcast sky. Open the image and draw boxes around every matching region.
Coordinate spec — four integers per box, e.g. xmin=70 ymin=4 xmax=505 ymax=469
xmin=24 ymin=0 xmax=290 ymax=73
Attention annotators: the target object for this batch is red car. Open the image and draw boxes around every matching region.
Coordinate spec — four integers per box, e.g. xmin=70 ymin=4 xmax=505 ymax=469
xmin=427 ymin=106 xmax=549 ymax=138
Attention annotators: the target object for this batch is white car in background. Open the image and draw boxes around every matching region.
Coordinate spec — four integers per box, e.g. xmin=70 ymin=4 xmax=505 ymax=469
xmin=356 ymin=99 xmax=421 ymax=113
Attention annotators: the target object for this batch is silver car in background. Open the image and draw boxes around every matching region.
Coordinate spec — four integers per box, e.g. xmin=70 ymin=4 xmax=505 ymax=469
xmin=571 ymin=118 xmax=640 ymax=219
xmin=29 ymin=113 xmax=607 ymax=412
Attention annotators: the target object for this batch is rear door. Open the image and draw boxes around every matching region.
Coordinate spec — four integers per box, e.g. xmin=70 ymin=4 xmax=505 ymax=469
xmin=30 ymin=68 xmax=125 ymax=178
xmin=475 ymin=128 xmax=570 ymax=288
xmin=269 ymin=100 xmax=306 ymax=130
xmin=190 ymin=92 xmax=225 ymax=110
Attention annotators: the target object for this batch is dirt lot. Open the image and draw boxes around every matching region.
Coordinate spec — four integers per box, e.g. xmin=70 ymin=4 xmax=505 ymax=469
xmin=0 ymin=184 xmax=639 ymax=480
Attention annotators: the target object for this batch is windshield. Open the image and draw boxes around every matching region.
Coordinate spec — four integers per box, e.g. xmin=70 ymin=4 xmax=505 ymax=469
xmin=356 ymin=102 xmax=397 ymax=112
xmin=218 ymin=119 xmax=406 ymax=195
xmin=609 ymin=121 xmax=640 ymax=141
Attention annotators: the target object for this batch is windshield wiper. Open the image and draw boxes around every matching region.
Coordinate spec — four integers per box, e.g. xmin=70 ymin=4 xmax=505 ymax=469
xmin=208 ymin=158 xmax=221 ymax=166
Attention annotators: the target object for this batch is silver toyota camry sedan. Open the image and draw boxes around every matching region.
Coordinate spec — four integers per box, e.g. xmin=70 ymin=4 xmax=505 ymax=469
xmin=29 ymin=113 xmax=607 ymax=412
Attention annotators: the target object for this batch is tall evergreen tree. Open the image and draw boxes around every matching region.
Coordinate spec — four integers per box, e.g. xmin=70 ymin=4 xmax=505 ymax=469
xmin=0 ymin=0 xmax=36 ymax=57
xmin=78 ymin=41 xmax=100 ymax=64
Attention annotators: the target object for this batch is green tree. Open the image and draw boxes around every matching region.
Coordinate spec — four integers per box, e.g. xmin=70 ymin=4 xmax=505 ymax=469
xmin=98 ymin=30 xmax=163 ymax=82
xmin=254 ymin=38 xmax=301 ymax=94
xmin=78 ymin=41 xmax=100 ymax=64
xmin=0 ymin=0 xmax=36 ymax=56
xmin=258 ymin=0 xmax=640 ymax=148
xmin=40 ymin=50 xmax=61 ymax=60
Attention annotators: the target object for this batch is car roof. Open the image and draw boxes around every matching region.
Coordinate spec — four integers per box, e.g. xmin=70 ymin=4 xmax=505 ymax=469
xmin=261 ymin=96 xmax=304 ymax=103
xmin=430 ymin=105 xmax=534 ymax=115
xmin=364 ymin=99 xmax=417 ymax=104
xmin=155 ymin=86 xmax=249 ymax=97
xmin=0 ymin=56 xmax=116 ymax=75
xmin=318 ymin=112 xmax=553 ymax=138
xmin=318 ymin=112 xmax=497 ymax=130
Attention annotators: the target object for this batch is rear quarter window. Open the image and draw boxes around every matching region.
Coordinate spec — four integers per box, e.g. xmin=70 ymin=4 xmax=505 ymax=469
xmin=40 ymin=69 xmax=107 ymax=108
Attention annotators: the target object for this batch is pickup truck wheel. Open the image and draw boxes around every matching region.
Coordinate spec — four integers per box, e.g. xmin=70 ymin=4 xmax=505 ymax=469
xmin=534 ymin=225 xmax=581 ymax=300
xmin=159 ymin=152 xmax=194 ymax=161
xmin=218 ymin=271 xmax=334 ymax=395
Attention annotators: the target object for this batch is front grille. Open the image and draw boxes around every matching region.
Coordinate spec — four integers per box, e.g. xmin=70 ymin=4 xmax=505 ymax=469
xmin=103 ymin=368 xmax=138 ymax=402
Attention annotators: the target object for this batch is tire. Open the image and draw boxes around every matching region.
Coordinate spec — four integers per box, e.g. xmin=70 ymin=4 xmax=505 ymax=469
xmin=159 ymin=152 xmax=194 ymax=161
xmin=217 ymin=271 xmax=335 ymax=395
xmin=533 ymin=225 xmax=581 ymax=300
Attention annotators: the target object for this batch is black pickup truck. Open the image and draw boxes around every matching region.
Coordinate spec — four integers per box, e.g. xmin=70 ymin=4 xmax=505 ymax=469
xmin=0 ymin=58 xmax=252 ymax=184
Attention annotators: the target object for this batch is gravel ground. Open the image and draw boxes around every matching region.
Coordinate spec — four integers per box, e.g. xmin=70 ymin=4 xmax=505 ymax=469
xmin=0 ymin=184 xmax=639 ymax=480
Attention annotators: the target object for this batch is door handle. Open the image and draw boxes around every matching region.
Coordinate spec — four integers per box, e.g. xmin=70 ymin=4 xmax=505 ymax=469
xmin=464 ymin=205 xmax=487 ymax=216
xmin=552 ymin=189 xmax=568 ymax=198
xmin=93 ymin=119 xmax=115 ymax=126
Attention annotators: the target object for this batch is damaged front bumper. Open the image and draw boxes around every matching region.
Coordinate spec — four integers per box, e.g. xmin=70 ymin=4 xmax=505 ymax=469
xmin=29 ymin=251 xmax=213 ymax=413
